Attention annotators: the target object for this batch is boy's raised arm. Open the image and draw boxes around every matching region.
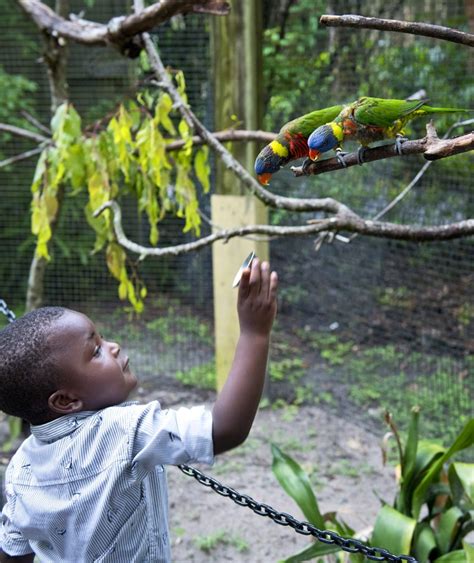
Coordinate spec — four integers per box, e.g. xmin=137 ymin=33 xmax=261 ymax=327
xmin=212 ymin=259 xmax=278 ymax=455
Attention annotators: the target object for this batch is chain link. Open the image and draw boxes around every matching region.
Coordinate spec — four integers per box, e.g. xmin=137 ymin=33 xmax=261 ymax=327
xmin=0 ymin=299 xmax=16 ymax=324
xmin=0 ymin=302 xmax=417 ymax=562
xmin=178 ymin=464 xmax=418 ymax=563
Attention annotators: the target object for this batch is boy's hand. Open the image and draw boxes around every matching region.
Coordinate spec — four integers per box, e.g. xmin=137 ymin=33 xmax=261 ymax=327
xmin=237 ymin=259 xmax=278 ymax=337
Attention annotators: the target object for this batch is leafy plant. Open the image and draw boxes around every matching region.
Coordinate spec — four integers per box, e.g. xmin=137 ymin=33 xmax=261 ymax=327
xmin=29 ymin=69 xmax=211 ymax=313
xmin=175 ymin=361 xmax=216 ymax=390
xmin=271 ymin=411 xmax=473 ymax=562
xmin=193 ymin=530 xmax=249 ymax=553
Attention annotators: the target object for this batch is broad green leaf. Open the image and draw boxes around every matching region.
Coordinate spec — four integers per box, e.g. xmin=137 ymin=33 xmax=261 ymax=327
xmin=463 ymin=539 xmax=474 ymax=563
xmin=281 ymin=541 xmax=341 ymax=562
xmin=413 ymin=522 xmax=437 ymax=563
xmin=403 ymin=406 xmax=420 ymax=480
xmin=271 ymin=443 xmax=325 ymax=528
xmin=436 ymin=506 xmax=464 ymax=554
xmin=412 ymin=420 xmax=474 ymax=518
xmin=372 ymin=505 xmax=416 ymax=557
xmin=449 ymin=463 xmax=474 ymax=509
xmin=434 ymin=549 xmax=467 ymax=562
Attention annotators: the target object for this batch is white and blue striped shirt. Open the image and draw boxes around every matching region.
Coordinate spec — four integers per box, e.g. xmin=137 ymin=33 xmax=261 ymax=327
xmin=1 ymin=401 xmax=214 ymax=562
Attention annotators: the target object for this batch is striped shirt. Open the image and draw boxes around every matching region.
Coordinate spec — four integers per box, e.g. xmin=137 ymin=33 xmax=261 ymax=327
xmin=1 ymin=401 xmax=214 ymax=562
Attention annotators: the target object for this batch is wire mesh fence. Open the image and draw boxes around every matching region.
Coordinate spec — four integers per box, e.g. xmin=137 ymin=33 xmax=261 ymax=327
xmin=0 ymin=0 xmax=472 ymax=448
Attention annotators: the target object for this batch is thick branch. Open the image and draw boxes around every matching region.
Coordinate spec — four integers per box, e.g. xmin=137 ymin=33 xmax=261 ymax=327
xmin=292 ymin=128 xmax=474 ymax=177
xmin=94 ymin=201 xmax=474 ymax=258
xmin=17 ymin=0 xmax=229 ymax=54
xmin=320 ymin=14 xmax=474 ymax=47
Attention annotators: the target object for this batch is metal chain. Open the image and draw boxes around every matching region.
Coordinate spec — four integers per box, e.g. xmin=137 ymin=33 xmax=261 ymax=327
xmin=0 ymin=302 xmax=417 ymax=562
xmin=0 ymin=299 xmax=16 ymax=323
xmin=178 ymin=464 xmax=418 ymax=563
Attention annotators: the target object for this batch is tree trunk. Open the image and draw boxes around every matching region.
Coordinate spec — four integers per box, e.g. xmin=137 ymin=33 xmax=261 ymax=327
xmin=25 ymin=0 xmax=70 ymax=311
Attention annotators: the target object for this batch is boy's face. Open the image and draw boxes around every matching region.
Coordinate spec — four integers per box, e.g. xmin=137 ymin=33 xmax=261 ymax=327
xmin=49 ymin=310 xmax=138 ymax=413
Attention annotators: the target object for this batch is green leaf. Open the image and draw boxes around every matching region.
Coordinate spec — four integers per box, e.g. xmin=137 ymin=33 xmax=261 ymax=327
xmin=436 ymin=506 xmax=465 ymax=554
xmin=372 ymin=505 xmax=416 ymax=557
xmin=403 ymin=406 xmax=420 ymax=480
xmin=412 ymin=419 xmax=474 ymax=518
xmin=281 ymin=541 xmax=341 ymax=562
xmin=434 ymin=549 xmax=467 ymax=562
xmin=413 ymin=522 xmax=437 ymax=563
xmin=271 ymin=443 xmax=325 ymax=528
xmin=449 ymin=463 xmax=474 ymax=510
xmin=463 ymin=539 xmax=474 ymax=563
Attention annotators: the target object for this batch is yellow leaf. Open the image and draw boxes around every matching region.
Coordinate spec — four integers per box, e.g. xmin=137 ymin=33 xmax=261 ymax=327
xmin=194 ymin=146 xmax=210 ymax=192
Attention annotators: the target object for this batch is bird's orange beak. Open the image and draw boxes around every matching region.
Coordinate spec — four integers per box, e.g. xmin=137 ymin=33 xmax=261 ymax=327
xmin=308 ymin=149 xmax=320 ymax=161
xmin=257 ymin=173 xmax=272 ymax=186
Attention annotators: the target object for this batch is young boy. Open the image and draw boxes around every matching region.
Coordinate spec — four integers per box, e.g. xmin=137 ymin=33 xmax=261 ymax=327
xmin=0 ymin=259 xmax=278 ymax=563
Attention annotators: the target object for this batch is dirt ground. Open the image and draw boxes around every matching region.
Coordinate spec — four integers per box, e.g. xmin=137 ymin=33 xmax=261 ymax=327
xmin=137 ymin=384 xmax=397 ymax=563
xmin=0 ymin=382 xmax=397 ymax=563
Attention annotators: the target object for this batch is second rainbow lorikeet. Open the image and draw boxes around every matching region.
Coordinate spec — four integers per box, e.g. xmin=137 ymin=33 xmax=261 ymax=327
xmin=254 ymin=105 xmax=343 ymax=185
xmin=307 ymin=97 xmax=472 ymax=165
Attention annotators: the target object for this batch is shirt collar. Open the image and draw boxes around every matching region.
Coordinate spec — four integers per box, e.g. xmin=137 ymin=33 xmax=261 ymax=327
xmin=30 ymin=410 xmax=97 ymax=443
xmin=30 ymin=401 xmax=140 ymax=443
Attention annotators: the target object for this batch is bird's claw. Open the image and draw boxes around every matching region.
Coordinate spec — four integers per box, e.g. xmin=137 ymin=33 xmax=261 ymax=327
xmin=357 ymin=146 xmax=367 ymax=165
xmin=301 ymin=157 xmax=313 ymax=175
xmin=335 ymin=149 xmax=348 ymax=168
xmin=395 ymin=134 xmax=408 ymax=156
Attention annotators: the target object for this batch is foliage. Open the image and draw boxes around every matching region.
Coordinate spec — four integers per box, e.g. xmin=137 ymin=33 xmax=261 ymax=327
xmin=30 ymin=70 xmax=211 ymax=312
xmin=193 ymin=530 xmax=249 ymax=553
xmin=292 ymin=325 xmax=472 ymax=446
xmin=271 ymin=412 xmax=473 ymax=562
xmin=175 ymin=361 xmax=216 ymax=390
xmin=0 ymin=66 xmax=37 ymax=157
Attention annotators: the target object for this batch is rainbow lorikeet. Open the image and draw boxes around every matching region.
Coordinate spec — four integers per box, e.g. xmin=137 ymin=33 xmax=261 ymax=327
xmin=254 ymin=105 xmax=343 ymax=185
xmin=307 ymin=97 xmax=472 ymax=165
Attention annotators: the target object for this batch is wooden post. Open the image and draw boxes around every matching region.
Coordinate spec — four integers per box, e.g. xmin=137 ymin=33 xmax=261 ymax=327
xmin=211 ymin=0 xmax=267 ymax=390
xmin=211 ymin=195 xmax=268 ymax=390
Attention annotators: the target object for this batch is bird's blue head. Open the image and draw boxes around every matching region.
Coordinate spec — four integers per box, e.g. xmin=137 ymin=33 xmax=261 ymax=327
xmin=307 ymin=124 xmax=340 ymax=160
xmin=254 ymin=140 xmax=290 ymax=185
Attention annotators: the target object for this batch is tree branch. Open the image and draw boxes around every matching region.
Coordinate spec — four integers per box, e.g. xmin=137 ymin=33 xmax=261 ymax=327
xmin=16 ymin=0 xmax=230 ymax=55
xmin=94 ymin=200 xmax=474 ymax=259
xmin=0 ymin=147 xmax=44 ymax=170
xmin=0 ymin=123 xmax=50 ymax=144
xmin=165 ymin=128 xmax=275 ymax=151
xmin=292 ymin=126 xmax=474 ymax=177
xmin=320 ymin=14 xmax=474 ymax=47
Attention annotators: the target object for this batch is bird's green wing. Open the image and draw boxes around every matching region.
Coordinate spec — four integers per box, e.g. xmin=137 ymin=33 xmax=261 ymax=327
xmin=283 ymin=105 xmax=343 ymax=137
xmin=352 ymin=97 xmax=427 ymax=128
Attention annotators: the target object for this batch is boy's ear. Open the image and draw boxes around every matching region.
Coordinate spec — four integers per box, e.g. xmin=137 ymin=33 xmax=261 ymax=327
xmin=48 ymin=390 xmax=83 ymax=415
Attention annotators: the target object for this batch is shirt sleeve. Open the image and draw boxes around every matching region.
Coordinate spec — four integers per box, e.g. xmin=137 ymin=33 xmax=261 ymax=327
xmin=1 ymin=468 xmax=34 ymax=557
xmin=130 ymin=402 xmax=214 ymax=475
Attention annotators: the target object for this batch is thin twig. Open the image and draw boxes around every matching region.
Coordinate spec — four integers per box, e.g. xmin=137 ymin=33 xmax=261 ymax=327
xmin=0 ymin=147 xmax=44 ymax=169
xmin=0 ymin=123 xmax=50 ymax=144
xmin=20 ymin=110 xmax=52 ymax=135
xmin=320 ymin=14 xmax=474 ymax=47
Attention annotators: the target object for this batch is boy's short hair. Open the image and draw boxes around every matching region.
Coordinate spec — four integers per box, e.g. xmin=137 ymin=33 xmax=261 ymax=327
xmin=0 ymin=306 xmax=67 ymax=424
